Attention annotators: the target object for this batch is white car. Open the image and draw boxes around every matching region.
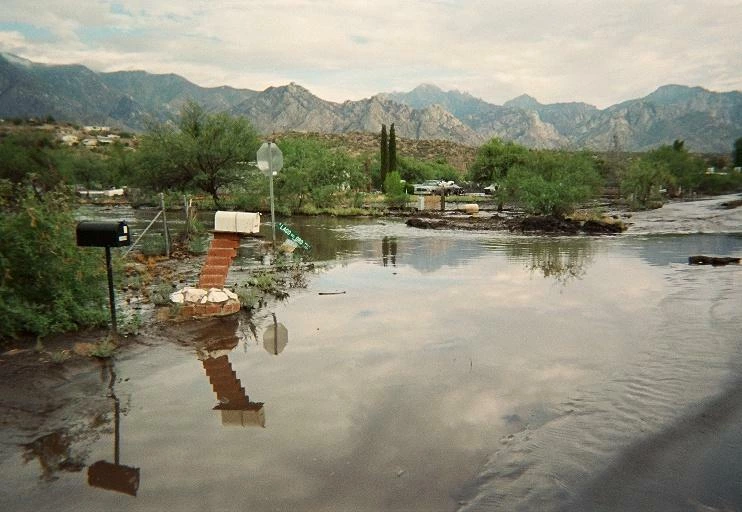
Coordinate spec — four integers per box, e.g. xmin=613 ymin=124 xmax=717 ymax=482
xmin=413 ymin=180 xmax=444 ymax=195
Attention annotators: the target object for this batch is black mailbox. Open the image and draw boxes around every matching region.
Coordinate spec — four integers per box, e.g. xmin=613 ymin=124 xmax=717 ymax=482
xmin=76 ymin=221 xmax=131 ymax=247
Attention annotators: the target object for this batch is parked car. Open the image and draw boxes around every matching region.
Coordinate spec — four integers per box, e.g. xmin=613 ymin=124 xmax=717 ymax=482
xmin=483 ymin=183 xmax=499 ymax=195
xmin=413 ymin=180 xmax=444 ymax=195
xmin=413 ymin=180 xmax=464 ymax=195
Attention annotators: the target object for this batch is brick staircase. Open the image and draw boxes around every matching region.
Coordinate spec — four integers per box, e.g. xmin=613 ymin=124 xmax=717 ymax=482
xmin=198 ymin=232 xmax=241 ymax=289
xmin=202 ymin=355 xmax=262 ymax=411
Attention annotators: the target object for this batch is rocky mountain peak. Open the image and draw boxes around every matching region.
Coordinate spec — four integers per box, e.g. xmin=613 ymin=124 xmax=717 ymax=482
xmin=504 ymin=94 xmax=541 ymax=110
xmin=0 ymin=54 xmax=740 ymax=152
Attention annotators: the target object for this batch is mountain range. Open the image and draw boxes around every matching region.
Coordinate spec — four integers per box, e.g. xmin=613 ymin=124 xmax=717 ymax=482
xmin=1 ymin=53 xmax=740 ymax=153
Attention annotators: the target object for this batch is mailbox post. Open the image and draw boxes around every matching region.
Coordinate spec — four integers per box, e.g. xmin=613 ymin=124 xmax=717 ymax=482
xmin=76 ymin=221 xmax=131 ymax=333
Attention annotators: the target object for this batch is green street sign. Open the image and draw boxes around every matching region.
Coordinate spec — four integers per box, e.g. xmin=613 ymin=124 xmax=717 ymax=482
xmin=276 ymin=223 xmax=311 ymax=250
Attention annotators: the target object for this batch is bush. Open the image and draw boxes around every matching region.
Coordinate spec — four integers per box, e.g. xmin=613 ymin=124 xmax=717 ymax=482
xmin=0 ymin=190 xmax=109 ymax=340
xmin=383 ymin=171 xmax=407 ymax=208
xmin=503 ymin=151 xmax=602 ymax=216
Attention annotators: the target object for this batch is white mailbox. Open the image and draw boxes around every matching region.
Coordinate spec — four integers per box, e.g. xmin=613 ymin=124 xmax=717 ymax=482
xmin=214 ymin=211 xmax=261 ymax=234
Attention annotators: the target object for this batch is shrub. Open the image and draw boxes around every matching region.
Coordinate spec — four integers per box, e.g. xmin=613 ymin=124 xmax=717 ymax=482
xmin=383 ymin=171 xmax=407 ymax=208
xmin=0 ymin=190 xmax=109 ymax=340
xmin=503 ymin=151 xmax=602 ymax=216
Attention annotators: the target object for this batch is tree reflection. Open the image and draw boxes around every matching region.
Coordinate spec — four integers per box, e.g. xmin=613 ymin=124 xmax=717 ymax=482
xmin=505 ymin=238 xmax=595 ymax=285
xmin=22 ymin=431 xmax=86 ymax=482
xmin=382 ymin=236 xmax=398 ymax=267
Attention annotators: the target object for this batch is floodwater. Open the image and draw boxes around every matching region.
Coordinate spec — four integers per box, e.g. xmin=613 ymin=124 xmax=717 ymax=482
xmin=2 ymin=196 xmax=742 ymax=511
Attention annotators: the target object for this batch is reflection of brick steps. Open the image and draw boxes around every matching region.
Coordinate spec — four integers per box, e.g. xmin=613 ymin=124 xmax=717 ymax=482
xmin=202 ymin=355 xmax=250 ymax=409
xmin=198 ymin=232 xmax=241 ymax=288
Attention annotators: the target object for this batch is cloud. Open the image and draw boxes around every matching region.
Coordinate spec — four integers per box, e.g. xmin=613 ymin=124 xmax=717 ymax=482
xmin=0 ymin=0 xmax=739 ymax=107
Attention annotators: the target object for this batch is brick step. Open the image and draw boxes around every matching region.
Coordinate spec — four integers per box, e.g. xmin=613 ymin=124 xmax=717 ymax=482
xmin=210 ymin=238 xmax=241 ymax=249
xmin=202 ymin=358 xmax=227 ymax=366
xmin=206 ymin=247 xmax=237 ymax=258
xmin=205 ymin=256 xmax=232 ymax=266
xmin=213 ymin=232 xmax=242 ymax=242
xmin=209 ymin=371 xmax=237 ymax=383
xmin=214 ymin=389 xmax=246 ymax=400
xmin=200 ymin=264 xmax=230 ymax=275
xmin=198 ymin=277 xmax=227 ymax=288
xmin=205 ymin=367 xmax=236 ymax=378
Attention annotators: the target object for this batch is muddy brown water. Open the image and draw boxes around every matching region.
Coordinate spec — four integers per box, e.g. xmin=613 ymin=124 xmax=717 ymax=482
xmin=2 ymin=196 xmax=742 ymax=511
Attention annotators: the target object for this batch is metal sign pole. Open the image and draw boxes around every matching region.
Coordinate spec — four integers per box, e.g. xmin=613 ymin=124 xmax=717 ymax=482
xmin=268 ymin=142 xmax=276 ymax=252
xmin=105 ymin=246 xmax=117 ymax=333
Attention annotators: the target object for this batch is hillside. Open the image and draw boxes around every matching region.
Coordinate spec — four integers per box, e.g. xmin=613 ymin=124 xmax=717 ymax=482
xmin=1 ymin=53 xmax=740 ymax=153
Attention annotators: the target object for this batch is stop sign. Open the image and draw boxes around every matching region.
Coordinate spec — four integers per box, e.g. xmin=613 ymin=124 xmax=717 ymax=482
xmin=256 ymin=142 xmax=283 ymax=175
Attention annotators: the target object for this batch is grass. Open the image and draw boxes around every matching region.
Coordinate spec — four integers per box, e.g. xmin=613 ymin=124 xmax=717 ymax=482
xmin=90 ymin=336 xmax=117 ymax=358
xmin=49 ymin=350 xmax=72 ymax=364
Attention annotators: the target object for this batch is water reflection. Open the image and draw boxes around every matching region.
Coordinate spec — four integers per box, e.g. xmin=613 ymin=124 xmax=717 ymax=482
xmin=502 ymin=238 xmax=595 ymax=284
xmin=382 ymin=236 xmax=397 ymax=267
xmin=263 ymin=313 xmax=289 ymax=355
xmin=193 ymin=317 xmax=266 ymax=427
xmin=87 ymin=361 xmax=140 ymax=496
xmin=22 ymin=431 xmax=86 ymax=482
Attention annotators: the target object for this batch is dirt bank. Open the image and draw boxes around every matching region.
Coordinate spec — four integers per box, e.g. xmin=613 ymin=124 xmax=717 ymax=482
xmin=406 ymin=211 xmax=626 ymax=234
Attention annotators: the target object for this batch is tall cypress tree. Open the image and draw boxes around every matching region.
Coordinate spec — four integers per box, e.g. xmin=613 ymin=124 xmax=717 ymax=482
xmin=380 ymin=124 xmax=389 ymax=184
xmin=389 ymin=123 xmax=397 ymax=173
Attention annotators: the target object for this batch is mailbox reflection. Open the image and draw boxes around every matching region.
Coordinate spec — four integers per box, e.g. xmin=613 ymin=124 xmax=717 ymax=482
xmin=87 ymin=361 xmax=140 ymax=496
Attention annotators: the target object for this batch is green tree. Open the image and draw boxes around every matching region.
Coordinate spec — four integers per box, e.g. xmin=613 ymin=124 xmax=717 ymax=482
xmin=0 ymin=132 xmax=62 ymax=202
xmin=64 ymin=150 xmax=111 ymax=191
xmin=643 ymin=141 xmax=704 ymax=194
xmin=620 ymin=159 xmax=675 ymax=207
xmin=733 ymin=136 xmax=742 ymax=167
xmin=503 ymin=151 xmax=602 ymax=216
xmin=136 ymin=101 xmax=260 ymax=205
xmin=389 ymin=123 xmax=397 ymax=173
xmin=379 ymin=124 xmax=389 ymax=186
xmin=468 ymin=138 xmax=530 ymax=185
xmin=275 ymin=136 xmax=365 ymax=212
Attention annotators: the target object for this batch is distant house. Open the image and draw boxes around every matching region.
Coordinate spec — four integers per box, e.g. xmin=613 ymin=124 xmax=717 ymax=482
xmin=96 ymin=134 xmax=120 ymax=144
xmin=82 ymin=138 xmax=98 ymax=147
xmin=83 ymin=125 xmax=110 ymax=134
xmin=60 ymin=134 xmax=79 ymax=146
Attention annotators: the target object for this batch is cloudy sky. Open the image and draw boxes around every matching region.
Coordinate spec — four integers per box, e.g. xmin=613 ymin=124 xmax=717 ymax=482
xmin=1 ymin=0 xmax=740 ymax=108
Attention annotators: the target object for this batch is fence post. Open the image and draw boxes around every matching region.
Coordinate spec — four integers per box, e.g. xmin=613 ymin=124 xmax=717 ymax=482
xmin=160 ymin=193 xmax=170 ymax=258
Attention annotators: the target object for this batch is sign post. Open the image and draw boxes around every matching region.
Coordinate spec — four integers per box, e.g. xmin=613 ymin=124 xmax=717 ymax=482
xmin=256 ymin=142 xmax=284 ymax=251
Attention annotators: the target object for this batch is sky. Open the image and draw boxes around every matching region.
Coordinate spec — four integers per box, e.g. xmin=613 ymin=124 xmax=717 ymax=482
xmin=0 ymin=0 xmax=740 ymax=108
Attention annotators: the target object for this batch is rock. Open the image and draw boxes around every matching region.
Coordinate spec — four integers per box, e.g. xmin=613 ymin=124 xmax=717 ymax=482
xmin=169 ymin=291 xmax=185 ymax=304
xmin=183 ymin=287 xmax=207 ymax=303
xmin=688 ymin=255 xmax=741 ymax=266
xmin=207 ymin=289 xmax=230 ymax=303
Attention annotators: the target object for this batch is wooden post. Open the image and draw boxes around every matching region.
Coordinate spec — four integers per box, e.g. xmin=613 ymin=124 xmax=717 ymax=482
xmin=160 ymin=193 xmax=170 ymax=258
xmin=184 ymin=195 xmax=190 ymax=239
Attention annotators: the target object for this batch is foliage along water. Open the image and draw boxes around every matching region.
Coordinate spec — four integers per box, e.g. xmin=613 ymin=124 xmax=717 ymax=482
xmin=4 ymin=196 xmax=742 ymax=511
